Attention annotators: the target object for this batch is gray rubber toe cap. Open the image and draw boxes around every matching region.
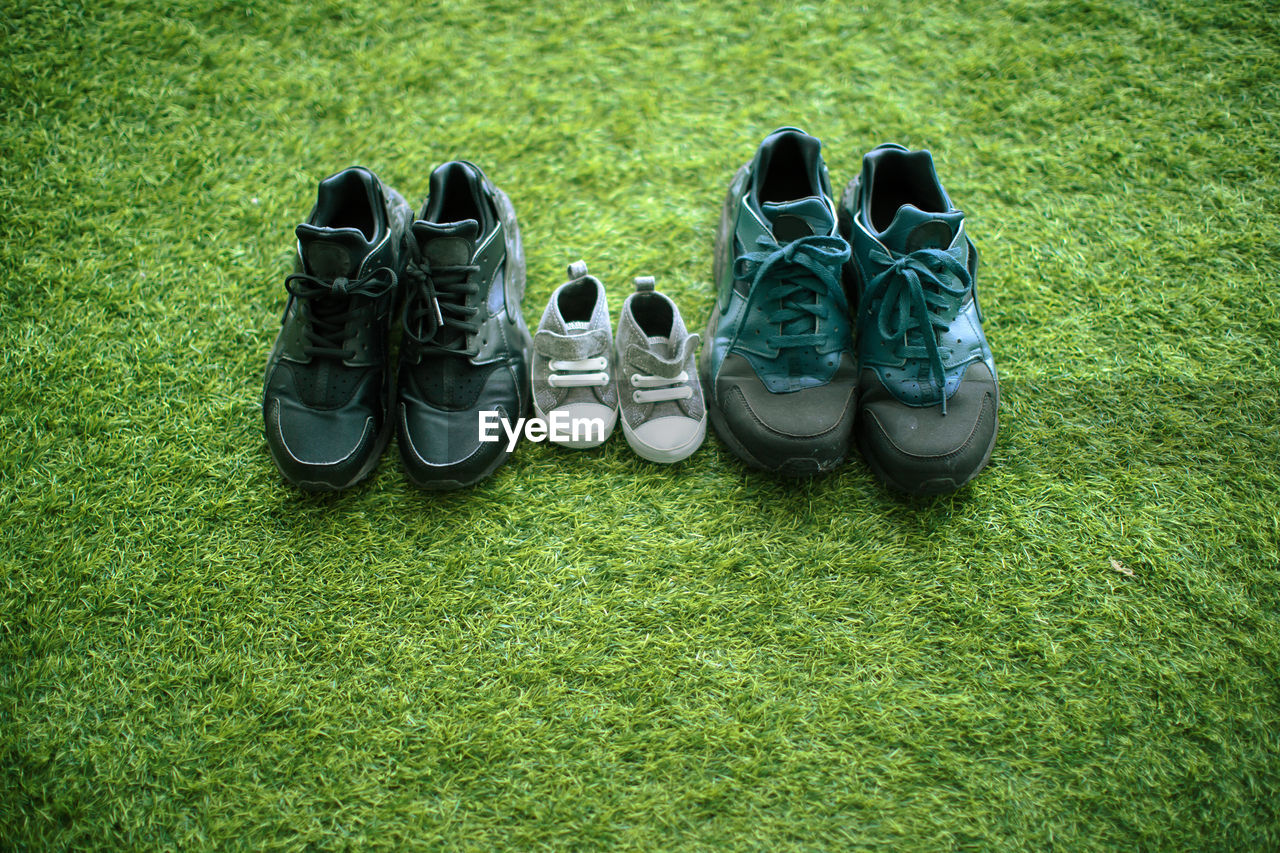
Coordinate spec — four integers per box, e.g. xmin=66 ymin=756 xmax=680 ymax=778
xmin=857 ymin=362 xmax=998 ymax=494
xmin=711 ymin=353 xmax=856 ymax=474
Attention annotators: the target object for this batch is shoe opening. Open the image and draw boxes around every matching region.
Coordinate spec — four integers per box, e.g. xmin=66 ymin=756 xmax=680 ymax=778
xmin=756 ymin=130 xmax=822 ymax=204
xmin=313 ymin=168 xmax=381 ymax=240
xmin=424 ymin=162 xmax=486 ymax=225
xmin=630 ymin=293 xmax=673 ymax=338
xmin=557 ymin=278 xmax=600 ymax=323
xmin=869 ymin=150 xmax=948 ymax=232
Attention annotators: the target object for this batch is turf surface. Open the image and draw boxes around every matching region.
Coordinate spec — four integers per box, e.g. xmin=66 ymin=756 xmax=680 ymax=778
xmin=3 ymin=0 xmax=1279 ymax=849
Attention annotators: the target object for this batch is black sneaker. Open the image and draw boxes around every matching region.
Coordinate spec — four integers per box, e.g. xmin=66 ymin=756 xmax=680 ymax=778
xmin=263 ymin=166 xmax=412 ymax=491
xmin=396 ymin=161 xmax=533 ymax=489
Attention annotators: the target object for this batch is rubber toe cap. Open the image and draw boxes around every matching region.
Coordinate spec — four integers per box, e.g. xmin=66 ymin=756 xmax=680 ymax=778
xmin=397 ymin=364 xmax=524 ymax=489
xmin=857 ymin=362 xmax=999 ymax=494
xmin=712 ymin=353 xmax=856 ymax=474
xmin=545 ymin=401 xmax=617 ymax=448
xmin=266 ymin=396 xmax=378 ymax=490
xmin=628 ymin=415 xmax=706 ymax=463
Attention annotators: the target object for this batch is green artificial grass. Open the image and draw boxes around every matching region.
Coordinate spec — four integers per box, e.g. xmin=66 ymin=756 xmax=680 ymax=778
xmin=2 ymin=0 xmax=1279 ymax=848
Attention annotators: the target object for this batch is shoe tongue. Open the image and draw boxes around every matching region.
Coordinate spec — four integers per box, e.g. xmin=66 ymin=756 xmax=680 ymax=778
xmin=295 ymin=224 xmax=374 ymax=278
xmin=646 ymin=334 xmax=674 ymax=359
xmin=412 ymin=219 xmax=480 ymax=266
xmin=878 ymin=204 xmax=965 ymax=254
xmin=760 ymin=196 xmax=834 ymax=242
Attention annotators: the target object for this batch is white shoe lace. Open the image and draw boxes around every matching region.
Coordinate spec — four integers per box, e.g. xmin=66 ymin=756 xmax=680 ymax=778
xmin=629 ymin=371 xmax=692 ymax=403
xmin=548 ymin=356 xmax=610 ymax=388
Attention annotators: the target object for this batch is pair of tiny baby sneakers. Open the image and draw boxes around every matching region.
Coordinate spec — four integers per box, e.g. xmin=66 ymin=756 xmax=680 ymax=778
xmin=532 ymin=261 xmax=706 ymax=463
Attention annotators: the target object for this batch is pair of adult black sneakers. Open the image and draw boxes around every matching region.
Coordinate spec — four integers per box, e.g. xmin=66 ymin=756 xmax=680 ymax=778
xmin=262 ymin=163 xmax=531 ymax=491
xmin=702 ymin=128 xmax=999 ymax=494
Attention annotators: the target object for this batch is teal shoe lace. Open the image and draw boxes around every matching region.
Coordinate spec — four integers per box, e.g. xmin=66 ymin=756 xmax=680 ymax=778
xmin=733 ymin=234 xmax=851 ymax=353
xmin=285 ymin=267 xmax=398 ymax=359
xmin=864 ymin=247 xmax=970 ymax=414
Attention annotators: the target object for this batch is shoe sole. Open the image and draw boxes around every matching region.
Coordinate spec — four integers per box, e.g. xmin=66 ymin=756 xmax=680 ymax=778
xmin=837 ymin=175 xmax=999 ymax=495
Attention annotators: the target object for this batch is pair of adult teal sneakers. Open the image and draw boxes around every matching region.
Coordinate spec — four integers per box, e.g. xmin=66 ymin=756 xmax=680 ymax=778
xmin=702 ymin=128 xmax=998 ymax=494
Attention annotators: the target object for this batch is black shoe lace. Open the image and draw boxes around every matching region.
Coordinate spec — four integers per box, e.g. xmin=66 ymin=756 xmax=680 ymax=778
xmin=284 ymin=267 xmax=399 ymax=359
xmin=733 ymin=233 xmax=851 ymax=353
xmin=402 ymin=257 xmax=481 ymax=356
xmin=864 ymin=246 xmax=971 ymax=414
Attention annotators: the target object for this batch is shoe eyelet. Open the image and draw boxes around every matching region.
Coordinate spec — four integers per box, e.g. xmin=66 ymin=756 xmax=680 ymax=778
xmin=632 ymin=391 xmax=642 ymax=403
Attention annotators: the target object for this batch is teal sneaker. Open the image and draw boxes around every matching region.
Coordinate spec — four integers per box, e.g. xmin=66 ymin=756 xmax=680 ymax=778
xmin=838 ymin=144 xmax=999 ymax=494
xmin=700 ymin=128 xmax=856 ymax=475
